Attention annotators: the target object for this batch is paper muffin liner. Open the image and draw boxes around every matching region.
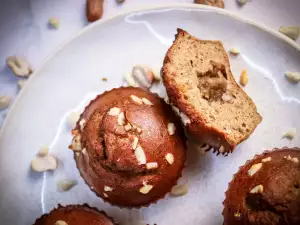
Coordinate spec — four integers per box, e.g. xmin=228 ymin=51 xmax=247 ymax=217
xmin=71 ymin=87 xmax=187 ymax=209
xmin=222 ymin=147 xmax=300 ymax=223
xmin=32 ymin=204 xmax=118 ymax=225
xmin=73 ymin=152 xmax=186 ymax=209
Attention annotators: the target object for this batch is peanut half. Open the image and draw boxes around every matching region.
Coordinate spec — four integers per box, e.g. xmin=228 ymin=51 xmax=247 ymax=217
xmin=285 ymin=72 xmax=300 ymax=83
xmin=57 ymin=179 xmax=78 ymax=192
xmin=240 ymin=69 xmax=248 ymax=86
xmin=6 ymin=56 xmax=32 ymax=77
xmin=279 ymin=26 xmax=300 ymax=41
xmin=0 ymin=96 xmax=12 ymax=109
xmin=171 ymin=183 xmax=188 ymax=196
xmin=31 ymin=155 xmax=58 ymax=172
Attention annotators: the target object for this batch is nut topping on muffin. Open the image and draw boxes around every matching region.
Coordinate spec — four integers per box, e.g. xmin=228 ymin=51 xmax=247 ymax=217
xmin=249 ymin=184 xmax=264 ymax=194
xmin=165 ymin=153 xmax=174 ymax=165
xmin=71 ymin=87 xmax=186 ymax=207
xmin=139 ymin=181 xmax=153 ymax=194
xmin=247 ymin=163 xmax=262 ymax=176
xmin=130 ymin=95 xmax=143 ymax=104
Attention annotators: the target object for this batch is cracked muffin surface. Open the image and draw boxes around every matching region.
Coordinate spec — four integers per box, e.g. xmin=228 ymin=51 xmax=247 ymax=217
xmin=223 ymin=148 xmax=300 ymax=225
xmin=70 ymin=87 xmax=186 ymax=207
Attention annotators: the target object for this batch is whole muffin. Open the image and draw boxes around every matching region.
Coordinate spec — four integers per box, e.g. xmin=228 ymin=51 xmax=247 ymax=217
xmin=223 ymin=148 xmax=300 ymax=225
xmin=70 ymin=87 xmax=186 ymax=207
xmin=33 ymin=204 xmax=116 ymax=225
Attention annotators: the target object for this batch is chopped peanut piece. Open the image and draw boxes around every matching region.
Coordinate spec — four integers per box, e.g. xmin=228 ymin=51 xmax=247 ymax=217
xmin=240 ymin=69 xmax=248 ymax=86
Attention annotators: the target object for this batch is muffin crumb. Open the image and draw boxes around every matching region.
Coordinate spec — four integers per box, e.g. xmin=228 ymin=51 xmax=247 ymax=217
xmin=165 ymin=153 xmax=174 ymax=164
xmin=250 ymin=184 xmax=263 ymax=194
xmin=248 ymin=163 xmax=262 ymax=176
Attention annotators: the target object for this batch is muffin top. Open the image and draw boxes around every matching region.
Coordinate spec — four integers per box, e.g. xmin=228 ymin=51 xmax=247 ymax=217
xmin=223 ymin=148 xmax=300 ymax=225
xmin=70 ymin=87 xmax=186 ymax=207
xmin=33 ymin=204 xmax=115 ymax=225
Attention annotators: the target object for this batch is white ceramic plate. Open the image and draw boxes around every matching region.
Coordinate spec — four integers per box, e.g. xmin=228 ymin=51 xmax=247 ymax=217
xmin=1 ymin=4 xmax=300 ymax=225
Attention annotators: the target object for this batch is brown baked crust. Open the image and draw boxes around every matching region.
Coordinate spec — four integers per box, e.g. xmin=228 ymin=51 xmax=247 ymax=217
xmin=223 ymin=147 xmax=300 ymax=225
xmin=162 ymin=29 xmax=262 ymax=155
xmin=33 ymin=204 xmax=116 ymax=225
xmin=71 ymin=87 xmax=186 ymax=207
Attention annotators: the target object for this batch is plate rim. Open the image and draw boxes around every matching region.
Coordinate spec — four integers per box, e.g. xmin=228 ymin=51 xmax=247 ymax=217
xmin=1 ymin=3 xmax=300 ymax=137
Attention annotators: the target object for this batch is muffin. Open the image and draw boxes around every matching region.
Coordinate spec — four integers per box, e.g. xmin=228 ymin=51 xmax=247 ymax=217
xmin=70 ymin=87 xmax=186 ymax=207
xmin=223 ymin=147 xmax=300 ymax=225
xmin=33 ymin=204 xmax=116 ymax=225
xmin=162 ymin=29 xmax=262 ymax=155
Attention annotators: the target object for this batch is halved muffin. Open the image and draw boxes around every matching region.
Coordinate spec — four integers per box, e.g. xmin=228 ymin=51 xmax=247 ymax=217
xmin=162 ymin=29 xmax=262 ymax=155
